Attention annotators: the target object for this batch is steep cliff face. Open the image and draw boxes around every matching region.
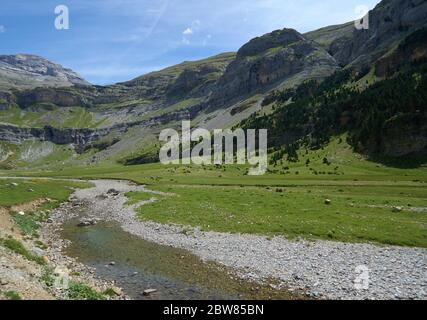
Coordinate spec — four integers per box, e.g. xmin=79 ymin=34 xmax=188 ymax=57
xmin=0 ymin=91 xmax=15 ymax=110
xmin=380 ymin=112 xmax=427 ymax=157
xmin=15 ymin=87 xmax=93 ymax=109
xmin=375 ymin=27 xmax=427 ymax=77
xmin=208 ymin=29 xmax=340 ymax=108
xmin=0 ymin=124 xmax=113 ymax=148
xmin=325 ymin=0 xmax=427 ymax=68
xmin=0 ymin=54 xmax=90 ymax=89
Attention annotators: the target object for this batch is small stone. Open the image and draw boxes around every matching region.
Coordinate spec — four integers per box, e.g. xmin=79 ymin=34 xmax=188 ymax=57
xmin=392 ymin=206 xmax=403 ymax=213
xmin=143 ymin=289 xmax=157 ymax=296
xmin=77 ymin=218 xmax=97 ymax=227
xmin=111 ymin=286 xmax=122 ymax=296
xmin=325 ymin=199 xmax=331 ymax=205
xmin=28 ymin=188 xmax=34 ymax=192
xmin=0 ymin=279 xmax=8 ymax=286
xmin=108 ymin=261 xmax=116 ymax=266
xmin=32 ymin=247 xmax=46 ymax=257
xmin=42 ymin=256 xmax=49 ymax=264
xmin=18 ymin=211 xmax=25 ymax=216
xmin=107 ymin=189 xmax=120 ymax=196
xmin=11 ymin=182 xmax=18 ymax=187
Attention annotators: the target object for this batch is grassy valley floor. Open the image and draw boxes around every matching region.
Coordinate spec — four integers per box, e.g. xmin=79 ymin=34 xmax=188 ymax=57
xmin=3 ymin=137 xmax=426 ymax=247
xmin=0 ymin=138 xmax=426 ymax=299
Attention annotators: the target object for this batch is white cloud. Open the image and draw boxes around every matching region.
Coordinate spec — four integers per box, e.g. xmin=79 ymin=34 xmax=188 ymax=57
xmin=181 ymin=19 xmax=201 ymax=45
xmin=182 ymin=27 xmax=193 ymax=35
xmin=0 ymin=25 xmax=6 ymax=33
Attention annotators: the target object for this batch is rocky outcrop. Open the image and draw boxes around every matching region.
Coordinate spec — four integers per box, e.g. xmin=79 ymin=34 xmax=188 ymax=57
xmin=237 ymin=28 xmax=305 ymax=58
xmin=375 ymin=27 xmax=427 ymax=77
xmin=0 ymin=124 xmax=116 ymax=149
xmin=326 ymin=0 xmax=427 ymax=68
xmin=0 ymin=54 xmax=89 ymax=89
xmin=380 ymin=112 xmax=427 ymax=157
xmin=0 ymin=99 xmax=204 ymax=150
xmin=15 ymin=87 xmax=93 ymax=109
xmin=166 ymin=63 xmax=227 ymax=100
xmin=123 ymin=53 xmax=235 ymax=102
xmin=0 ymin=91 xmax=15 ymax=110
xmin=208 ymin=29 xmax=339 ymax=108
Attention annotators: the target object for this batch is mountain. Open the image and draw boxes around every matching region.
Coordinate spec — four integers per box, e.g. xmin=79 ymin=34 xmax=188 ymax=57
xmin=207 ymin=28 xmax=340 ymax=109
xmin=0 ymin=54 xmax=90 ymax=90
xmin=307 ymin=0 xmax=427 ymax=68
xmin=0 ymin=0 xmax=426 ymax=169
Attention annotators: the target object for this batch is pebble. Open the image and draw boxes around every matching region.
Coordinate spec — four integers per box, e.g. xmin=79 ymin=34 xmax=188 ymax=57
xmin=143 ymin=289 xmax=157 ymax=296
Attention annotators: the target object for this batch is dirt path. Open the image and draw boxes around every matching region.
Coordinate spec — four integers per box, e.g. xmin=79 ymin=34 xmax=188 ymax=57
xmin=61 ymin=179 xmax=426 ymax=300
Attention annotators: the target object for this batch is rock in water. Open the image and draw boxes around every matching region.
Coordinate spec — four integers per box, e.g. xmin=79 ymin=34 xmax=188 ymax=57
xmin=143 ymin=289 xmax=157 ymax=296
xmin=77 ymin=218 xmax=97 ymax=227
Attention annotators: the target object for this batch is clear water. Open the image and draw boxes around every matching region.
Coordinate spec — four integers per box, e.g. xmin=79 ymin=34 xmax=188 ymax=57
xmin=61 ymin=218 xmax=301 ymax=300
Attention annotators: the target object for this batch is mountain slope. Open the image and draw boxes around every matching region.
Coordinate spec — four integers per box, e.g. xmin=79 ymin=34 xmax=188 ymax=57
xmin=1 ymin=0 xmax=426 ymax=169
xmin=241 ymin=28 xmax=427 ymax=159
xmin=307 ymin=0 xmax=427 ymax=68
xmin=0 ymin=54 xmax=90 ymax=90
xmin=208 ymin=28 xmax=340 ymax=109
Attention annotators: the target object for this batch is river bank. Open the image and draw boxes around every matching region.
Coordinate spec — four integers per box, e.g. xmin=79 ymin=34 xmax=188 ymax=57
xmin=57 ymin=179 xmax=426 ymax=300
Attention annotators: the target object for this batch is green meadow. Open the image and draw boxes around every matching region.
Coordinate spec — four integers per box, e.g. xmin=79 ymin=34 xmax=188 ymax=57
xmin=1 ymin=137 xmax=426 ymax=247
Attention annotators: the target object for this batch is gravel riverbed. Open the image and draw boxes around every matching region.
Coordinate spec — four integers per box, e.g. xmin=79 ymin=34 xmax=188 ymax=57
xmin=59 ymin=179 xmax=426 ymax=300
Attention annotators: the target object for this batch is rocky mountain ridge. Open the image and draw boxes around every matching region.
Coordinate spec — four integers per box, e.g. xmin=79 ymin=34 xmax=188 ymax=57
xmin=1 ymin=0 xmax=426 ymax=168
xmin=0 ymin=54 xmax=89 ymax=90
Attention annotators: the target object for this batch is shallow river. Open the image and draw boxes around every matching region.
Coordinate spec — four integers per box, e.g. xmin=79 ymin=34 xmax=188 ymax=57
xmin=61 ymin=217 xmax=300 ymax=300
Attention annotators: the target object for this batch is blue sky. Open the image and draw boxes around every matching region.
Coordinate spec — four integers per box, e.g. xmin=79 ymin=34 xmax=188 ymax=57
xmin=0 ymin=0 xmax=381 ymax=85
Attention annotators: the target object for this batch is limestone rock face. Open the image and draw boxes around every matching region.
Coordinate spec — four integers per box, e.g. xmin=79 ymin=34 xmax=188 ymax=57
xmin=0 ymin=54 xmax=90 ymax=89
xmin=375 ymin=27 xmax=427 ymax=77
xmin=327 ymin=0 xmax=427 ymax=68
xmin=0 ymin=91 xmax=15 ymax=110
xmin=209 ymin=29 xmax=339 ymax=108
xmin=380 ymin=112 xmax=427 ymax=157
xmin=237 ymin=28 xmax=305 ymax=58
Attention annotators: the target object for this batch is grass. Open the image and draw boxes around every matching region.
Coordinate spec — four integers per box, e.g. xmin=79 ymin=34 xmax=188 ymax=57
xmin=0 ymin=179 xmax=92 ymax=237
xmin=125 ymin=191 xmax=158 ymax=205
xmin=0 ymin=105 xmax=100 ymax=129
xmin=41 ymin=268 xmax=105 ymax=300
xmin=67 ymin=281 xmax=105 ymax=300
xmin=0 ymin=179 xmax=92 ymax=207
xmin=11 ymin=212 xmax=40 ymax=236
xmin=135 ymin=184 xmax=427 ymax=247
xmin=0 ymin=237 xmax=45 ymax=265
xmin=103 ymin=288 xmax=119 ymax=297
xmin=2 ymin=137 xmax=426 ymax=247
xmin=2 ymin=291 xmax=22 ymax=300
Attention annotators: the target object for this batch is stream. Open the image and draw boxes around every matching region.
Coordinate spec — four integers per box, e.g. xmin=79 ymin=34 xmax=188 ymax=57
xmin=60 ymin=214 xmax=299 ymax=300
